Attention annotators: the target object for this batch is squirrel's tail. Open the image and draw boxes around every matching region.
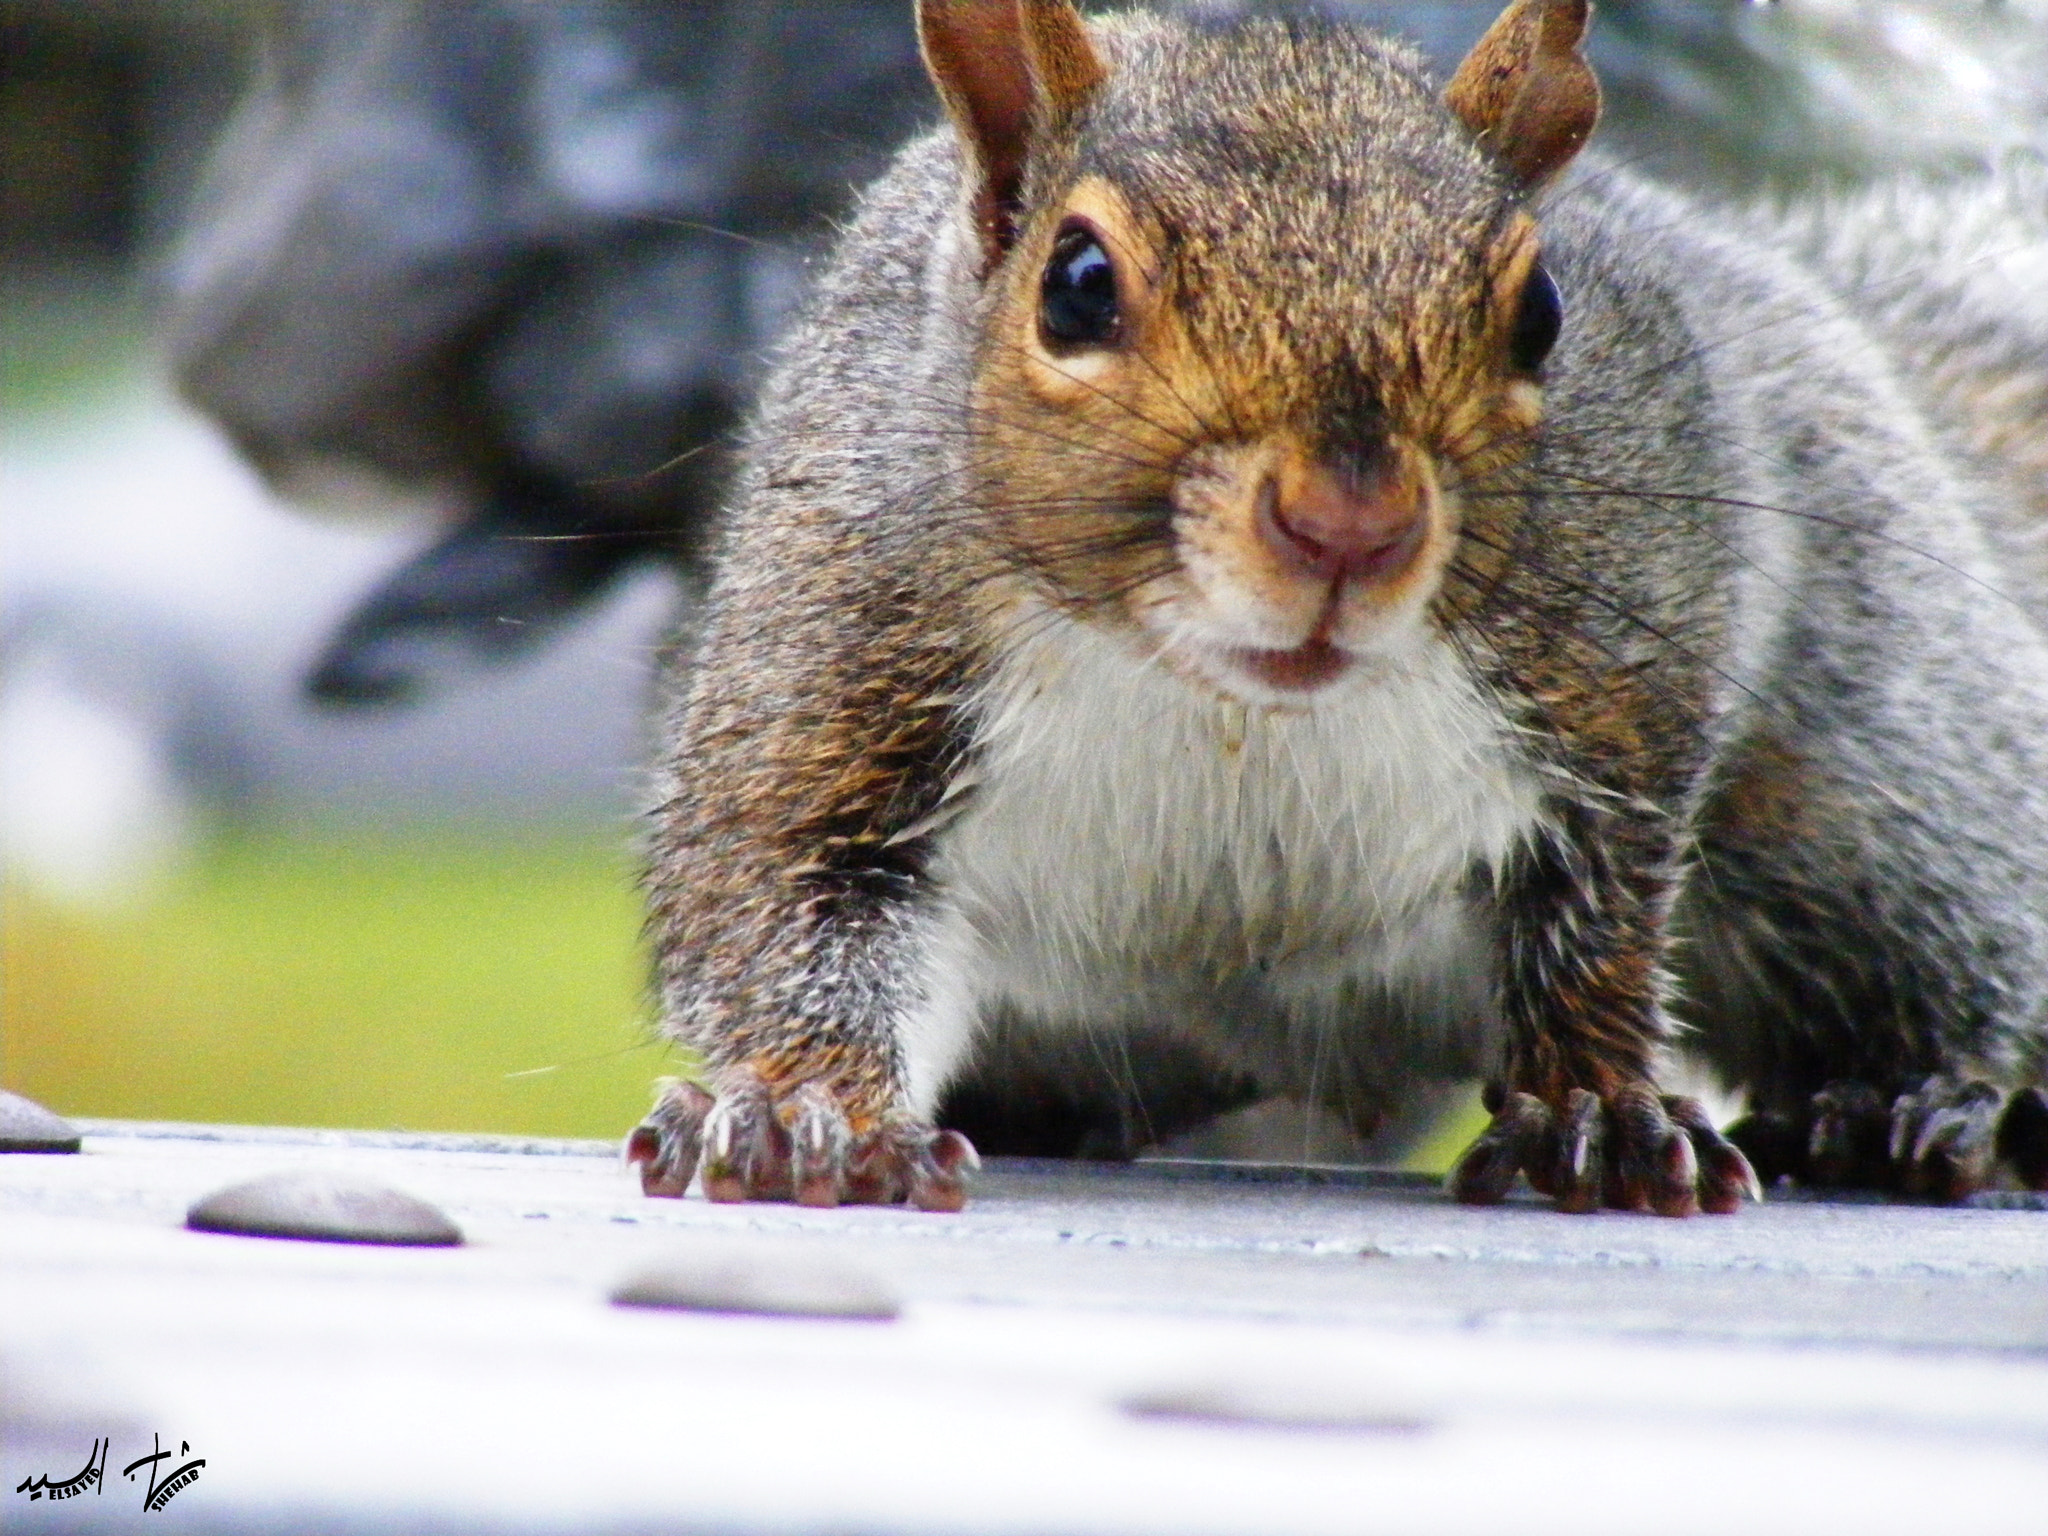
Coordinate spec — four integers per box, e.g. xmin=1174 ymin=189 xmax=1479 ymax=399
xmin=1779 ymin=154 xmax=2048 ymax=610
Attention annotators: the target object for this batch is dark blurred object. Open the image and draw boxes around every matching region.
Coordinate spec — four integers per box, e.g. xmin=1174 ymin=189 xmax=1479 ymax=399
xmin=169 ymin=0 xmax=931 ymax=705
xmin=1 ymin=13 xmax=141 ymax=267
xmin=301 ymin=467 xmax=667 ymax=704
xmin=940 ymin=1017 xmax=1265 ymax=1161
xmin=2 ymin=2 xmax=245 ymax=274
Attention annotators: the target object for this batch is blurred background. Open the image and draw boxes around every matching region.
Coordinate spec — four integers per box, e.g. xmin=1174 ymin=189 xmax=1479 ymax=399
xmin=5 ymin=0 xmax=2045 ymax=1148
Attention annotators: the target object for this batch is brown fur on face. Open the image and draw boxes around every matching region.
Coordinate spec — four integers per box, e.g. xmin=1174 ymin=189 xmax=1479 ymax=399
xmin=962 ymin=35 xmax=1556 ymax=701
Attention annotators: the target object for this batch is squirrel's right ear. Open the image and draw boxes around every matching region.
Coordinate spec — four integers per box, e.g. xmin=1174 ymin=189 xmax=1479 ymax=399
xmin=1446 ymin=0 xmax=1601 ymax=190
xmin=919 ymin=0 xmax=1107 ymax=272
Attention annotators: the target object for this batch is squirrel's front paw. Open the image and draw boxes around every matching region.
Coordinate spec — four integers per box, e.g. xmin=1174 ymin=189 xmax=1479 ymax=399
xmin=1735 ymin=1075 xmax=2048 ymax=1201
xmin=1450 ymin=1083 xmax=1760 ymax=1216
xmin=625 ymin=1071 xmax=979 ymax=1212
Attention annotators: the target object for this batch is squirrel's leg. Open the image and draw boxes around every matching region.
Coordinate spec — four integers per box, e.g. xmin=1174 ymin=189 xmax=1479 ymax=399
xmin=627 ymin=595 xmax=986 ymax=1210
xmin=629 ymin=870 xmax=981 ymax=1211
xmin=1450 ymin=815 xmax=1761 ymax=1215
xmin=1685 ymin=741 xmax=2048 ymax=1201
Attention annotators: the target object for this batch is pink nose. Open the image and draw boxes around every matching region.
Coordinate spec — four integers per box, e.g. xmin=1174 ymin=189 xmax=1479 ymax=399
xmin=1258 ymin=459 xmax=1424 ymax=583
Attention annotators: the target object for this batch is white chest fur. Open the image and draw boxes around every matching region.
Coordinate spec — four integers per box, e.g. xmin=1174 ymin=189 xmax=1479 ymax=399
xmin=926 ymin=619 xmax=1543 ymax=1022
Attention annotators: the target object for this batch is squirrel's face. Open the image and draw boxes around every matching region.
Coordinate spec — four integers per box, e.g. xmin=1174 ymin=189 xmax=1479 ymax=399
xmin=961 ymin=20 xmax=1565 ymax=706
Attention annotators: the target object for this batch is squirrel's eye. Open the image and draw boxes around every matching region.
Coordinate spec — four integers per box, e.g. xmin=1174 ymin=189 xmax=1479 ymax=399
xmin=1508 ymin=261 xmax=1562 ymax=375
xmin=1040 ymin=222 xmax=1120 ymax=347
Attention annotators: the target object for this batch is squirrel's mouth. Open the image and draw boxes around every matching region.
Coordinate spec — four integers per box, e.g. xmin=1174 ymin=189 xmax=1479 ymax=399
xmin=1225 ymin=637 xmax=1352 ymax=693
xmin=1218 ymin=576 xmax=1355 ymax=694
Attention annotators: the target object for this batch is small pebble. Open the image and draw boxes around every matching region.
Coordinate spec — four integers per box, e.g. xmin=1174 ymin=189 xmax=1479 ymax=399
xmin=610 ymin=1247 xmax=900 ymax=1321
xmin=186 ymin=1169 xmax=463 ymax=1246
xmin=0 ymin=1091 xmax=82 ymax=1153
xmin=1121 ymin=1374 xmax=1432 ymax=1435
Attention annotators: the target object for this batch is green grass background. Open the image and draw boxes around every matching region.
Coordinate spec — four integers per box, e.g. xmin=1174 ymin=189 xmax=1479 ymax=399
xmin=2 ymin=828 xmax=681 ymax=1138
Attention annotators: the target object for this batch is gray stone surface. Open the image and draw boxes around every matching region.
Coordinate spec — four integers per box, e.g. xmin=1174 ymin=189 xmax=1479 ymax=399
xmin=4 ymin=1121 xmax=2044 ymax=1534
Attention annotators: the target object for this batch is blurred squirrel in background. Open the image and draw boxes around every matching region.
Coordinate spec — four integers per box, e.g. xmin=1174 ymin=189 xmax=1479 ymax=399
xmin=623 ymin=0 xmax=2048 ymax=1216
xmin=167 ymin=0 xmax=934 ymax=705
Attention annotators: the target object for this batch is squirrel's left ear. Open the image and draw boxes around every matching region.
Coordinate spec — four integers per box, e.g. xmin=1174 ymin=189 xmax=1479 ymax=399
xmin=919 ymin=0 xmax=1107 ymax=272
xmin=1446 ymin=0 xmax=1601 ymax=190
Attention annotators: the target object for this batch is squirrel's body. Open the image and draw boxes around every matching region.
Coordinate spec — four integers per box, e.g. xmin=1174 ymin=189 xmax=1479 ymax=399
xmin=1781 ymin=165 xmax=2048 ymax=613
xmin=633 ymin=2 xmax=2048 ymax=1212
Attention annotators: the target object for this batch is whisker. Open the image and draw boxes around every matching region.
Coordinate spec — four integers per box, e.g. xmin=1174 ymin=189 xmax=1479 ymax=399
xmin=1444 ymin=522 xmax=1778 ymax=728
xmin=978 ymin=331 xmax=1207 ymax=454
xmin=1475 ymin=469 xmax=2026 ymax=613
xmin=630 ymin=214 xmax=790 ymax=253
xmin=574 ymin=439 xmax=724 ymax=491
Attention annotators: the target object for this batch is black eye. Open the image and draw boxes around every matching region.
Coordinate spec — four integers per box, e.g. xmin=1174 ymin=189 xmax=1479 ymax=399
xmin=1508 ymin=261 xmax=1561 ymax=375
xmin=1039 ymin=222 xmax=1120 ymax=348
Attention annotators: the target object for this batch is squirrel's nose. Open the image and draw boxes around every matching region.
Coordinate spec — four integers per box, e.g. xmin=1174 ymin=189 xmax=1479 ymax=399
xmin=1256 ymin=456 xmax=1425 ymax=583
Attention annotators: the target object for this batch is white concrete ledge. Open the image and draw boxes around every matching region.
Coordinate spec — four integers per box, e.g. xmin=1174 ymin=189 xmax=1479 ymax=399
xmin=5 ymin=1121 xmax=2044 ymax=1534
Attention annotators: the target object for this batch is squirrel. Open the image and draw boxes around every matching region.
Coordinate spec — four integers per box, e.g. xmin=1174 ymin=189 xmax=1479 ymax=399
xmin=626 ymin=0 xmax=2048 ymax=1215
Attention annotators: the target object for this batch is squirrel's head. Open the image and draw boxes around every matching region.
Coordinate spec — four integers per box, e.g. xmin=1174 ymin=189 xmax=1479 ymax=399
xmin=920 ymin=0 xmax=1598 ymax=703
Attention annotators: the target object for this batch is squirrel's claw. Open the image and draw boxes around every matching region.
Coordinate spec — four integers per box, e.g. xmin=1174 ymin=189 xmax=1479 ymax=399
xmin=1663 ymin=1095 xmax=1760 ymax=1214
xmin=899 ymin=1126 xmax=981 ymax=1212
xmin=626 ymin=1077 xmax=714 ymax=1198
xmin=786 ymin=1083 xmax=856 ymax=1207
xmin=625 ymin=1071 xmax=979 ymax=1210
xmin=1600 ymin=1085 xmax=1700 ymax=1216
xmin=1445 ymin=1089 xmax=1549 ymax=1205
xmin=1450 ymin=1084 xmax=1757 ymax=1216
xmin=1890 ymin=1075 xmax=2004 ymax=1202
xmin=701 ymin=1074 xmax=794 ymax=1203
